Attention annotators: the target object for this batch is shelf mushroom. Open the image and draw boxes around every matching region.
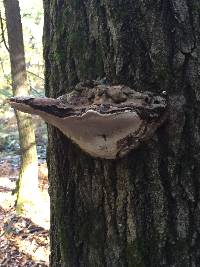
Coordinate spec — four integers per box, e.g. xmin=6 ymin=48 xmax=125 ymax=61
xmin=9 ymin=81 xmax=168 ymax=159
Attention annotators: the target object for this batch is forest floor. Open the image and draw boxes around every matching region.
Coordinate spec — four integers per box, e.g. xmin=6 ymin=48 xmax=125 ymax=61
xmin=0 ymin=102 xmax=49 ymax=266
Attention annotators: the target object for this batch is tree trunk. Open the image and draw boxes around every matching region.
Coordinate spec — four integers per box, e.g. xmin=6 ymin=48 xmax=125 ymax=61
xmin=43 ymin=0 xmax=200 ymax=266
xmin=4 ymin=0 xmax=39 ymax=213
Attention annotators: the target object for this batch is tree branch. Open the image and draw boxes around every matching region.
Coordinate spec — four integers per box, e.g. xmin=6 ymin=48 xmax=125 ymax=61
xmin=0 ymin=10 xmax=9 ymax=52
xmin=27 ymin=70 xmax=44 ymax=80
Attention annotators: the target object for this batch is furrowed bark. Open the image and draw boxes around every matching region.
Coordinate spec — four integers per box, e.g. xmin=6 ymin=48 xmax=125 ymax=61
xmin=43 ymin=0 xmax=200 ymax=266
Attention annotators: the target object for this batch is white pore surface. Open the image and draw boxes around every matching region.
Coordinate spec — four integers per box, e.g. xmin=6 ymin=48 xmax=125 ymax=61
xmin=10 ymin=103 xmax=143 ymax=159
xmin=52 ymin=110 xmax=143 ymax=159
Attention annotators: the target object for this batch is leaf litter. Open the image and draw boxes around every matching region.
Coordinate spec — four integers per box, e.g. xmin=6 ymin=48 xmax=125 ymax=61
xmin=0 ymin=157 xmax=49 ymax=266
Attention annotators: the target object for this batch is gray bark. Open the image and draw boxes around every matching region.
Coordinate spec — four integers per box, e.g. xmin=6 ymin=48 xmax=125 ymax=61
xmin=43 ymin=0 xmax=200 ymax=266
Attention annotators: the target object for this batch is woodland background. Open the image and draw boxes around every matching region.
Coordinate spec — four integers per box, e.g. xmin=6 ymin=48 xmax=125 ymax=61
xmin=0 ymin=1 xmax=50 ymax=266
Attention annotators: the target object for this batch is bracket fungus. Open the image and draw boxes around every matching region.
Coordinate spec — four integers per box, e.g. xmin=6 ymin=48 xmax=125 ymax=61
xmin=9 ymin=80 xmax=168 ymax=159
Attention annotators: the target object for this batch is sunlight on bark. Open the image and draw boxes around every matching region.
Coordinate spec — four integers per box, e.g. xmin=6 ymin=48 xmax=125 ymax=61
xmin=16 ymin=162 xmax=39 ymax=211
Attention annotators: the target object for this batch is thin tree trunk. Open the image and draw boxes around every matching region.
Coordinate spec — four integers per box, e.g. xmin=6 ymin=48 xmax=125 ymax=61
xmin=43 ymin=0 xmax=200 ymax=266
xmin=4 ymin=0 xmax=39 ymax=213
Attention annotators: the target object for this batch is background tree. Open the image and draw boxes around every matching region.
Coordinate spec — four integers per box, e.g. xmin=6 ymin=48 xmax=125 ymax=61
xmin=43 ymin=1 xmax=200 ymax=266
xmin=4 ymin=0 xmax=39 ymax=214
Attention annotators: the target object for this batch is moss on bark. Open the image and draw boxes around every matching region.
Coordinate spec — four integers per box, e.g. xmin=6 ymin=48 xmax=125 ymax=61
xmin=43 ymin=0 xmax=200 ymax=266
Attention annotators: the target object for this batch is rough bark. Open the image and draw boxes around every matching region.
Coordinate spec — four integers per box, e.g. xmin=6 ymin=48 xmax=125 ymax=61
xmin=4 ymin=0 xmax=38 ymax=213
xmin=43 ymin=0 xmax=200 ymax=266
